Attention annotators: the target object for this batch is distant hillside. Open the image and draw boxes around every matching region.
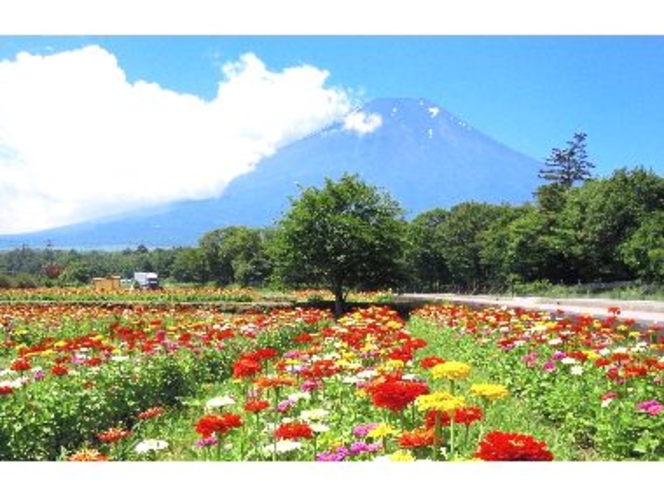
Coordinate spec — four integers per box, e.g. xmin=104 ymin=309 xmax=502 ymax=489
xmin=0 ymin=97 xmax=543 ymax=249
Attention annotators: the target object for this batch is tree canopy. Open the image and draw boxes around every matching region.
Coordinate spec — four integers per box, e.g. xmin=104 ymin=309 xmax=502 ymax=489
xmin=269 ymin=174 xmax=408 ymax=315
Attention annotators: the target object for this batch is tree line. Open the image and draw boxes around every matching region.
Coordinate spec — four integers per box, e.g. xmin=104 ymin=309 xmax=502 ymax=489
xmin=1 ymin=134 xmax=662 ymax=306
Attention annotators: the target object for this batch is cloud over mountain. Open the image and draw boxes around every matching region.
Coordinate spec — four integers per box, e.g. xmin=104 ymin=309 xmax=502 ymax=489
xmin=0 ymin=47 xmax=354 ymax=234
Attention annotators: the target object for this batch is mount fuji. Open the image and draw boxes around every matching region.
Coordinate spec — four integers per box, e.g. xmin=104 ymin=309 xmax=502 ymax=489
xmin=0 ymin=97 xmax=543 ymax=250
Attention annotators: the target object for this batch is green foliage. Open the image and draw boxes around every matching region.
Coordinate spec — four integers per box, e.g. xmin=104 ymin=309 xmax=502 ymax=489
xmin=406 ymin=209 xmax=450 ymax=291
xmin=621 ymin=210 xmax=664 ymax=283
xmin=270 ymin=174 xmax=408 ymax=314
xmin=198 ymin=226 xmax=272 ymax=287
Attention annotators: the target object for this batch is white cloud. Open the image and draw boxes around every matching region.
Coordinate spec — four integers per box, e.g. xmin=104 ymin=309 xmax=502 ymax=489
xmin=0 ymin=47 xmax=354 ymax=234
xmin=342 ymin=111 xmax=382 ymax=136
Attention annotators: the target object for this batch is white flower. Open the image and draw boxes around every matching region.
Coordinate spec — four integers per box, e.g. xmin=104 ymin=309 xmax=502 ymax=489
xmin=600 ymin=398 xmax=614 ymax=408
xmin=356 ymin=369 xmax=377 ymax=379
xmin=309 ymin=423 xmax=330 ymax=433
xmin=205 ymin=395 xmax=236 ymax=411
xmin=570 ymin=365 xmax=584 ymax=376
xmin=262 ymin=440 xmax=302 ymax=454
xmin=135 ymin=439 xmax=169 ymax=454
xmin=598 ymin=348 xmax=611 ymax=356
xmin=111 ymin=355 xmax=129 ymax=362
xmin=341 ymin=375 xmax=362 ymax=384
xmin=548 ymin=338 xmax=563 ymax=346
xmin=300 ymin=408 xmax=330 ymax=421
xmin=287 ymin=392 xmax=311 ymax=403
xmin=560 ymin=357 xmax=578 ymax=365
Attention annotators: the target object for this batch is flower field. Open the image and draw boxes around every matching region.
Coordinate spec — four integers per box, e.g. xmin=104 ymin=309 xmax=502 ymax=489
xmin=1 ymin=298 xmax=662 ymax=461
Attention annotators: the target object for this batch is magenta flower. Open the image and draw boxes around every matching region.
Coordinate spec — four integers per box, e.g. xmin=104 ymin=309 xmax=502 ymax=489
xmin=542 ymin=361 xmax=556 ymax=373
xmin=636 ymin=400 xmax=663 ymax=416
xmin=352 ymin=422 xmax=380 ymax=438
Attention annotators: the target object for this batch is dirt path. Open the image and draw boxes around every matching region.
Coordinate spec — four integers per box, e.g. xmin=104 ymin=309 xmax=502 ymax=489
xmin=398 ymin=293 xmax=664 ymax=328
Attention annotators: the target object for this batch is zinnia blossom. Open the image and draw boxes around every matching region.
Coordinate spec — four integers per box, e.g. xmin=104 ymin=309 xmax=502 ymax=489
xmin=97 ymin=427 xmax=131 ymax=444
xmin=232 ymin=357 xmax=262 ymax=378
xmin=244 ymin=398 xmax=270 ymax=413
xmin=195 ymin=413 xmax=243 ymax=438
xmin=67 ymin=448 xmax=109 ymax=461
xmin=430 ymin=361 xmax=471 ymax=380
xmin=253 ymin=375 xmax=297 ymax=390
xmin=135 ymin=439 xmax=169 ymax=454
xmin=636 ymin=399 xmax=664 ymax=416
xmin=475 ymin=431 xmax=554 ymax=461
xmin=367 ymin=378 xmax=429 ymax=412
xmin=416 ymin=391 xmax=466 ymax=413
xmin=398 ymin=428 xmax=439 ymax=448
xmin=469 ymin=383 xmax=509 ymax=401
xmin=138 ymin=406 xmax=166 ymax=420
xmin=274 ymin=422 xmax=314 ymax=440
xmin=419 ymin=356 xmax=445 ymax=369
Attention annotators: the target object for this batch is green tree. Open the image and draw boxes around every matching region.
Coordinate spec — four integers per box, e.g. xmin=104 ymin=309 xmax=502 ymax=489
xmin=406 ymin=209 xmax=450 ymax=291
xmin=438 ymin=202 xmax=507 ymax=291
xmin=171 ymin=247 xmax=210 ymax=284
xmin=270 ymin=174 xmax=407 ymax=315
xmin=620 ymin=210 xmax=664 ymax=283
xmin=199 ymin=226 xmax=272 ymax=287
xmin=538 ymin=132 xmax=595 ymax=189
xmin=555 ymin=167 xmax=664 ymax=281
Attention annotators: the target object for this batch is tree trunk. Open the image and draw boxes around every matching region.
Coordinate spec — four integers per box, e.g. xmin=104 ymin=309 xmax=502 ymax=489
xmin=333 ymin=286 xmax=345 ymax=318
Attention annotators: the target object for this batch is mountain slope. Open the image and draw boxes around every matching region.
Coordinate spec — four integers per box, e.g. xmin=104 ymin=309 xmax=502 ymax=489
xmin=0 ymin=97 xmax=543 ymax=249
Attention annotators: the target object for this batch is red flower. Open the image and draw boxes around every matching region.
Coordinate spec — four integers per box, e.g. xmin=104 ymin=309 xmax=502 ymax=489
xmin=138 ymin=406 xmax=166 ymax=420
xmin=293 ymin=333 xmax=314 ymax=344
xmin=244 ymin=399 xmax=270 ymax=413
xmin=367 ymin=377 xmax=429 ymax=413
xmin=0 ymin=385 xmax=14 ymax=396
xmin=253 ymin=348 xmax=279 ymax=361
xmin=195 ymin=413 xmax=243 ymax=438
xmin=398 ymin=428 xmax=439 ymax=448
xmin=420 ymin=356 xmax=445 ymax=369
xmin=97 ymin=427 xmax=131 ymax=444
xmin=232 ymin=357 xmax=262 ymax=378
xmin=274 ymin=422 xmax=314 ymax=440
xmin=10 ymin=358 xmax=31 ymax=372
xmin=475 ymin=431 xmax=554 ymax=461
xmin=51 ymin=364 xmax=69 ymax=376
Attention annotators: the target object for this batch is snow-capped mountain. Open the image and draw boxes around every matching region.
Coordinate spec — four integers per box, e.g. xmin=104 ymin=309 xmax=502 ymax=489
xmin=0 ymin=97 xmax=543 ymax=249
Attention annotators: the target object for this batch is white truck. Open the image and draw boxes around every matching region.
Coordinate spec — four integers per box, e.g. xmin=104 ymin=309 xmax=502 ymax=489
xmin=133 ymin=272 xmax=160 ymax=290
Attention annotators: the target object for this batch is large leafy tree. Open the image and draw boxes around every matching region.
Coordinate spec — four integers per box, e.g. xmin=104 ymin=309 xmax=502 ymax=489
xmin=406 ymin=208 xmax=450 ymax=292
xmin=538 ymin=132 xmax=595 ymax=189
xmin=270 ymin=174 xmax=408 ymax=315
xmin=437 ymin=202 xmax=507 ymax=292
xmin=199 ymin=226 xmax=272 ymax=286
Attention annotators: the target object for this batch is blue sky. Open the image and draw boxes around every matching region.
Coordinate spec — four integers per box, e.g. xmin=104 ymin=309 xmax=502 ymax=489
xmin=2 ymin=35 xmax=663 ymax=173
xmin=1 ymin=34 xmax=663 ymax=233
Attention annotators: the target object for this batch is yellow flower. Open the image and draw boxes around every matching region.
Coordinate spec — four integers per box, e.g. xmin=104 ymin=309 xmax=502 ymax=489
xmin=431 ymin=361 xmax=471 ymax=380
xmin=380 ymin=359 xmax=405 ymax=372
xmin=367 ymin=423 xmax=399 ymax=439
xmin=416 ymin=392 xmax=466 ymax=412
xmin=469 ymin=383 xmax=509 ymax=401
xmin=388 ymin=450 xmax=415 ymax=462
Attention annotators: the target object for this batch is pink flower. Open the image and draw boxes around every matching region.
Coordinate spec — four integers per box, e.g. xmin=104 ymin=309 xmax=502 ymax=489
xmin=543 ymin=361 xmax=556 ymax=373
xmin=636 ymin=400 xmax=663 ymax=416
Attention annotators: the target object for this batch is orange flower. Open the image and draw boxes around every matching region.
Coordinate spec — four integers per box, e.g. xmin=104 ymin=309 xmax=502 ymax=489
xmin=253 ymin=375 xmax=297 ymax=390
xmin=138 ymin=406 xmax=166 ymax=420
xmin=244 ymin=399 xmax=270 ymax=413
xmin=67 ymin=448 xmax=109 ymax=462
xmin=97 ymin=427 xmax=131 ymax=444
xmin=398 ymin=428 xmax=440 ymax=448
